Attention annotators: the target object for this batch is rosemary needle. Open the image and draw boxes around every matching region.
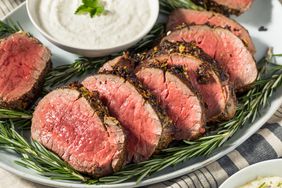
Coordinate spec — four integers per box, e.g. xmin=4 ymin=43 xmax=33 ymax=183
xmin=0 ymin=20 xmax=21 ymax=39
xmin=0 ymin=109 xmax=32 ymax=119
xmin=159 ymin=0 xmax=203 ymax=14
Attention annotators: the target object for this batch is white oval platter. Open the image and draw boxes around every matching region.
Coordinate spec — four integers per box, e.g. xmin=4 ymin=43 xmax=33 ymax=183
xmin=0 ymin=0 xmax=282 ymax=187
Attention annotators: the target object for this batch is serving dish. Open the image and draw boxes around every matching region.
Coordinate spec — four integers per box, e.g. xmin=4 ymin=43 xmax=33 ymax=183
xmin=220 ymin=159 xmax=282 ymax=188
xmin=26 ymin=0 xmax=159 ymax=57
xmin=0 ymin=0 xmax=282 ymax=187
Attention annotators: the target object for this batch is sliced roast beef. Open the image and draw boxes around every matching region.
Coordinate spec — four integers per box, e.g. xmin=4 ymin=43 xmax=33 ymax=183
xmin=99 ymin=55 xmax=124 ymax=73
xmin=135 ymin=63 xmax=206 ymax=140
xmin=32 ymin=84 xmax=126 ymax=177
xmin=162 ymin=25 xmax=257 ymax=91
xmin=191 ymin=0 xmax=253 ymax=16
xmin=0 ymin=32 xmax=52 ymax=110
xmin=146 ymin=41 xmax=237 ymax=122
xmin=82 ymin=64 xmax=173 ymax=163
xmin=167 ymin=9 xmax=255 ymax=54
xmin=100 ymin=55 xmax=206 ymax=140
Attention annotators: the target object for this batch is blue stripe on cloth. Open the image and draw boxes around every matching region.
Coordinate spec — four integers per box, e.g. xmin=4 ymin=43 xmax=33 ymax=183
xmin=217 ymin=156 xmax=239 ymax=176
xmin=236 ymin=134 xmax=278 ymax=164
xmin=263 ymin=123 xmax=282 ymax=141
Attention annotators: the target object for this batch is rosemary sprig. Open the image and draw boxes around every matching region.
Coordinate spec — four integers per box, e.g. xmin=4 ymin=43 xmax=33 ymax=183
xmin=99 ymin=134 xmax=225 ymax=184
xmin=0 ymin=108 xmax=32 ymax=119
xmin=0 ymin=20 xmax=21 ymax=39
xmin=0 ymin=109 xmax=32 ymax=130
xmin=44 ymin=23 xmax=165 ymax=88
xmin=0 ymin=121 xmax=88 ymax=182
xmin=159 ymin=0 xmax=203 ymax=15
xmin=44 ymin=56 xmax=114 ymax=88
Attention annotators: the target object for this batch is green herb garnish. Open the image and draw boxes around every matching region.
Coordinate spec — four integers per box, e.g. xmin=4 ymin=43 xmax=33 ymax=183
xmin=258 ymin=182 xmax=267 ymax=188
xmin=0 ymin=20 xmax=21 ymax=39
xmin=0 ymin=108 xmax=32 ymax=119
xmin=160 ymin=0 xmax=202 ymax=14
xmin=75 ymin=0 xmax=105 ymax=18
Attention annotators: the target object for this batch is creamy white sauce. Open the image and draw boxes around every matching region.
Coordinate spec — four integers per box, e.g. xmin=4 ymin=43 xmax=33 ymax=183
xmin=240 ymin=177 xmax=282 ymax=188
xmin=37 ymin=0 xmax=152 ymax=49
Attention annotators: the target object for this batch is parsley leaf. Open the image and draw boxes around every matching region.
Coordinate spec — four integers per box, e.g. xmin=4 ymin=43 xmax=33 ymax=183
xmin=75 ymin=0 xmax=105 ymax=18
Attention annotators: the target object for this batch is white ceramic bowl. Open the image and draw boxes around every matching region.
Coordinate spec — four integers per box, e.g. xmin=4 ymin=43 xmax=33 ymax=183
xmin=26 ymin=0 xmax=159 ymax=57
xmin=220 ymin=159 xmax=282 ymax=188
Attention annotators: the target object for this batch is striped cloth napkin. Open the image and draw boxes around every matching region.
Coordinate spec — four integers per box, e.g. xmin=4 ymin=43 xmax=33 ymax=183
xmin=149 ymin=121 xmax=282 ymax=188
xmin=0 ymin=0 xmax=22 ymax=18
xmin=1 ymin=1 xmax=282 ymax=188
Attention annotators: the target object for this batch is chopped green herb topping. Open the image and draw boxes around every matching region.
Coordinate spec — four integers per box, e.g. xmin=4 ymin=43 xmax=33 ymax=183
xmin=75 ymin=0 xmax=105 ymax=18
xmin=258 ymin=182 xmax=266 ymax=188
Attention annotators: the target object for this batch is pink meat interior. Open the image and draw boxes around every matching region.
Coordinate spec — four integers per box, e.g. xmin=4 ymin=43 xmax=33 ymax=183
xmin=136 ymin=67 xmax=204 ymax=140
xmin=152 ymin=55 xmax=227 ymax=119
xmin=0 ymin=33 xmax=48 ymax=101
xmin=167 ymin=9 xmax=255 ymax=54
xmin=83 ymin=74 xmax=162 ymax=163
xmin=163 ymin=26 xmax=257 ymax=89
xmin=32 ymin=89 xmax=122 ymax=175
